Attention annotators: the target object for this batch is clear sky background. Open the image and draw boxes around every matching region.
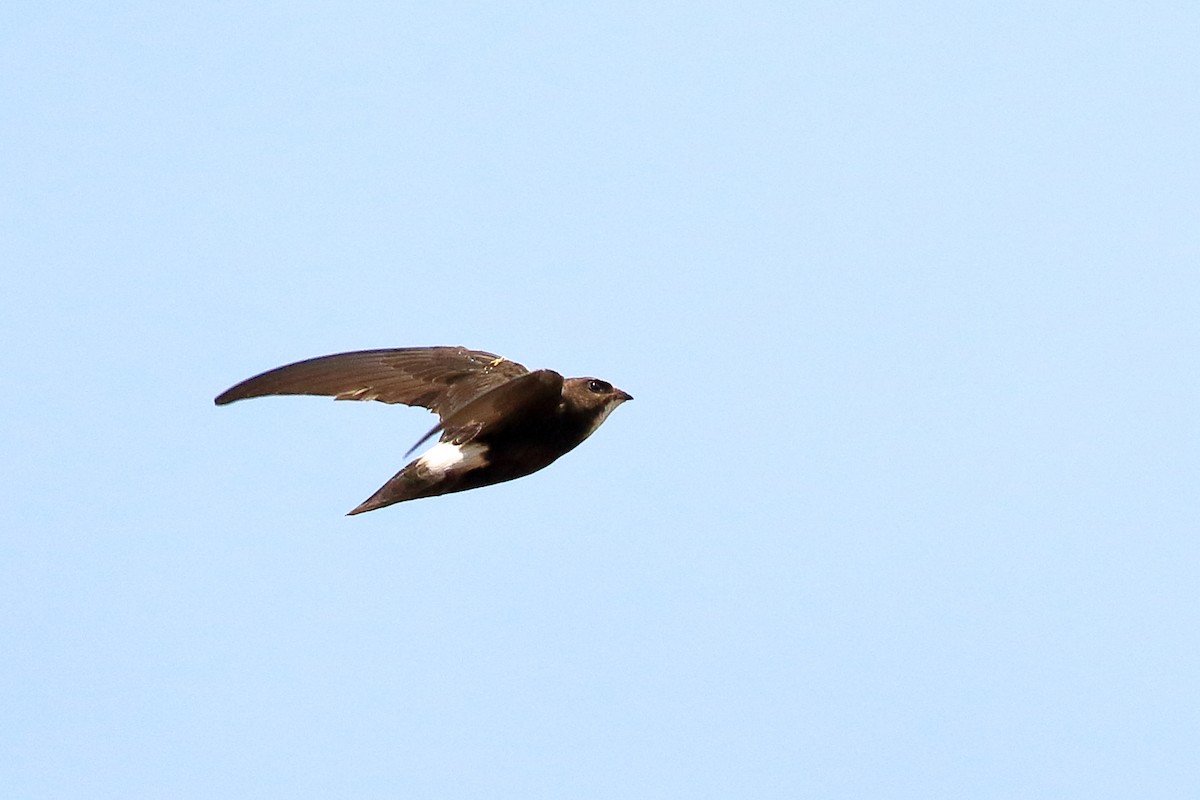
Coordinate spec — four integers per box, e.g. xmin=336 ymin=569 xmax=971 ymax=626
xmin=2 ymin=2 xmax=1197 ymax=798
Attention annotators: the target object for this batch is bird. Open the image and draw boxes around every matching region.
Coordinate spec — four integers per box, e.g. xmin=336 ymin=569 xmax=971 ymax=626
xmin=214 ymin=346 xmax=632 ymax=514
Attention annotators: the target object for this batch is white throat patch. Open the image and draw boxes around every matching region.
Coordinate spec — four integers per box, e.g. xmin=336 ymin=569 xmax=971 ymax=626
xmin=583 ymin=397 xmax=625 ymax=439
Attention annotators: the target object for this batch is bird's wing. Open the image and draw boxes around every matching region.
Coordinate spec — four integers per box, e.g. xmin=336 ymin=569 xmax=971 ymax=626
xmin=213 ymin=347 xmax=529 ymax=420
xmin=405 ymin=369 xmax=564 ymax=454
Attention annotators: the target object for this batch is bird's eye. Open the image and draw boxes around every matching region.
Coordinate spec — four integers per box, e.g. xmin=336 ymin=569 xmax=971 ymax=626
xmin=587 ymin=379 xmax=611 ymax=394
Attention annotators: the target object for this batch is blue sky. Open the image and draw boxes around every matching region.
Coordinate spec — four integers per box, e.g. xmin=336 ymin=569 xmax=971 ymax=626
xmin=2 ymin=2 xmax=1197 ymax=797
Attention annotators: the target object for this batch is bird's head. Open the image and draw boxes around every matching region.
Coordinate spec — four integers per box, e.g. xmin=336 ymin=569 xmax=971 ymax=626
xmin=562 ymin=377 xmax=633 ymax=438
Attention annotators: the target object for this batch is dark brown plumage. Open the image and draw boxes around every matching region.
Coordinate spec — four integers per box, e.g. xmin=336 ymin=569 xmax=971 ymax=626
xmin=215 ymin=347 xmax=632 ymax=514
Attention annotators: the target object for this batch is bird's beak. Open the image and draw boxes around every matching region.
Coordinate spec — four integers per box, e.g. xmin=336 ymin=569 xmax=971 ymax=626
xmin=616 ymin=389 xmax=633 ymax=402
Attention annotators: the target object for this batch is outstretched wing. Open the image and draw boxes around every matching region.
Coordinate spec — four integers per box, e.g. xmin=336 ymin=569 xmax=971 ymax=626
xmin=213 ymin=347 xmax=529 ymax=420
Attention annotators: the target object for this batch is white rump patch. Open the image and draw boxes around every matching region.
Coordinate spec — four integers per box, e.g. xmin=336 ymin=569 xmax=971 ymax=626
xmin=415 ymin=441 xmax=488 ymax=474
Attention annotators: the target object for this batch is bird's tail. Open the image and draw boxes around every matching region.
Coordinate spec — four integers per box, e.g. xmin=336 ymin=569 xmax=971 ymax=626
xmin=346 ymin=465 xmax=447 ymax=515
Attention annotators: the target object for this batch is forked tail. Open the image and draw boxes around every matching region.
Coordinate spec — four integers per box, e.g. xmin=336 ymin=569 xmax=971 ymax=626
xmin=346 ymin=465 xmax=445 ymax=515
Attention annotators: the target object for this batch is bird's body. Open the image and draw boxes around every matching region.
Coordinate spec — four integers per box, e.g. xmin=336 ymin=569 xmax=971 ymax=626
xmin=214 ymin=347 xmax=631 ymax=514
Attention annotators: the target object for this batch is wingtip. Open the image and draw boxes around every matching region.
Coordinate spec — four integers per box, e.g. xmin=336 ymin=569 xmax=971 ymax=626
xmin=213 ymin=388 xmax=239 ymax=406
